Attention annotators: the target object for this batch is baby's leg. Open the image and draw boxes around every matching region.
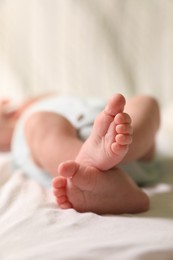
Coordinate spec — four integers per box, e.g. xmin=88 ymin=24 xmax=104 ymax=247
xmin=24 ymin=112 xmax=83 ymax=177
xmin=122 ymin=95 xmax=160 ymax=163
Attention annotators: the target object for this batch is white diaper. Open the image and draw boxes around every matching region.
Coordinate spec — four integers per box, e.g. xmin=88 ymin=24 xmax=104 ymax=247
xmin=11 ymin=95 xmax=162 ymax=187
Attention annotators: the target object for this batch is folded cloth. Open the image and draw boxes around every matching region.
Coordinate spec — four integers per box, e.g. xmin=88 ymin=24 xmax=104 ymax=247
xmin=11 ymin=95 xmax=161 ymax=187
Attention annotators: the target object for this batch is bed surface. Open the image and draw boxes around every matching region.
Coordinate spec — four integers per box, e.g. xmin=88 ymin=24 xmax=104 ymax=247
xmin=0 ymin=114 xmax=173 ymax=260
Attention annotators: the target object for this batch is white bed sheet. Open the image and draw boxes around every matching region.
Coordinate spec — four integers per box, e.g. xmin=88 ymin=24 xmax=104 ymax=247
xmin=0 ymin=114 xmax=173 ymax=260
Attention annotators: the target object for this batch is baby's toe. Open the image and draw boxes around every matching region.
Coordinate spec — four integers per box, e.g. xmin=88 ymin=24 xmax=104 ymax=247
xmin=111 ymin=142 xmax=129 ymax=155
xmin=115 ymin=134 xmax=133 ymax=145
xmin=60 ymin=201 xmax=73 ymax=209
xmin=52 ymin=176 xmax=67 ymax=189
xmin=58 ymin=160 xmax=80 ymax=178
xmin=57 ymin=195 xmax=68 ymax=204
xmin=53 ymin=187 xmax=66 ymax=197
xmin=114 ymin=112 xmax=131 ymax=124
xmin=116 ymin=124 xmax=133 ymax=135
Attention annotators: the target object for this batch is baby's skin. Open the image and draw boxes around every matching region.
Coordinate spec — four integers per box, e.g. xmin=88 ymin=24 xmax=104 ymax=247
xmin=52 ymin=94 xmax=149 ymax=214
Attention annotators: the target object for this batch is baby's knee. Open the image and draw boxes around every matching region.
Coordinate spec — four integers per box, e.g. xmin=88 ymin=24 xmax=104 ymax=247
xmin=24 ymin=111 xmax=50 ymax=140
xmin=139 ymin=95 xmax=160 ymax=128
xmin=145 ymin=96 xmax=159 ymax=111
xmin=145 ymin=96 xmax=160 ymax=122
xmin=137 ymin=95 xmax=158 ymax=108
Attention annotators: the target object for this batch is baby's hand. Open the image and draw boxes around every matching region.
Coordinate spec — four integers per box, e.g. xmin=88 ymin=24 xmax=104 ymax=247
xmin=0 ymin=99 xmax=19 ymax=118
xmin=0 ymin=99 xmax=19 ymax=151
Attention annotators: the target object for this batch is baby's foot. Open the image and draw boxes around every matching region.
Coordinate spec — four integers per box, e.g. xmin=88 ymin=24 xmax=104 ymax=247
xmin=76 ymin=94 xmax=133 ymax=171
xmin=52 ymin=161 xmax=149 ymax=214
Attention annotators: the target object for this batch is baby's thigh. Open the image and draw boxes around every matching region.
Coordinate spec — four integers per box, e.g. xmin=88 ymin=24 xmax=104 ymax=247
xmin=25 ymin=111 xmax=78 ymax=145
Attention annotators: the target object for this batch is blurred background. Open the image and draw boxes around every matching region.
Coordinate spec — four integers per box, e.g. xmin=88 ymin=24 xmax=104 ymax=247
xmin=0 ymin=0 xmax=173 ymax=107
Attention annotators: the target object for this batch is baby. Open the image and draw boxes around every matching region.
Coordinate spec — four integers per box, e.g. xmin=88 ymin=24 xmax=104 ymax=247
xmin=0 ymin=93 xmax=160 ymax=214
